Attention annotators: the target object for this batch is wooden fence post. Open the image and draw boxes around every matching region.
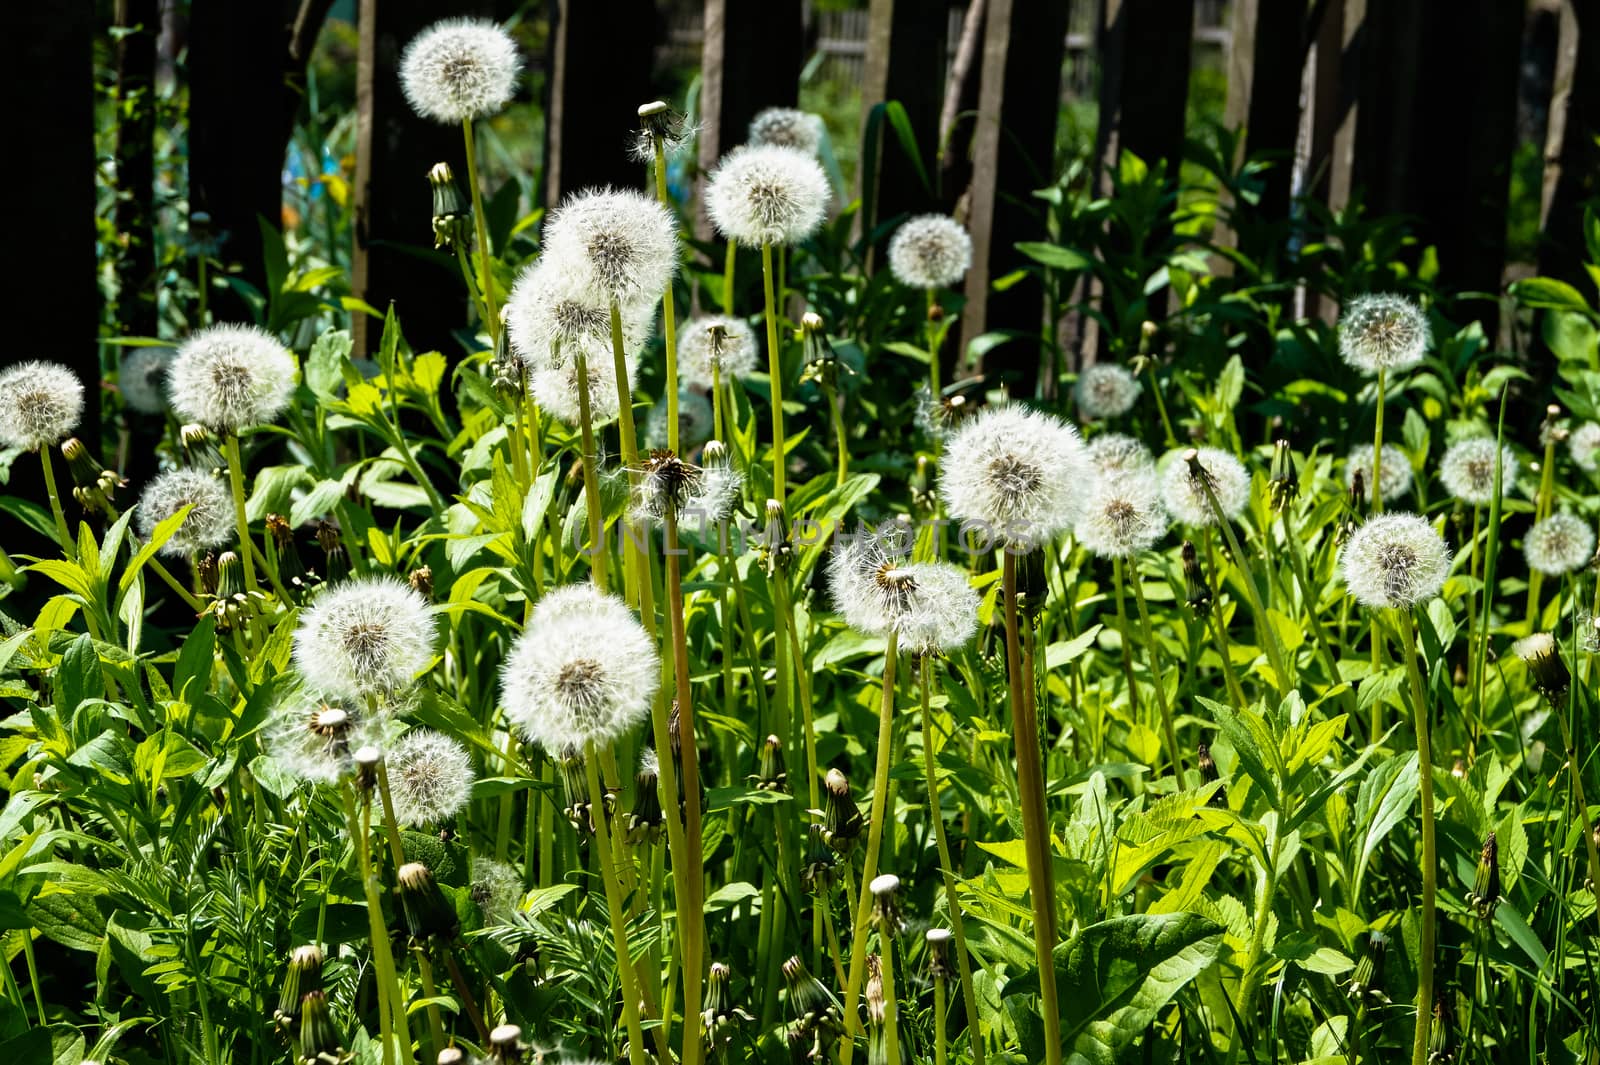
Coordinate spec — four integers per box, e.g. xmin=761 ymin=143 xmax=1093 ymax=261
xmin=1540 ymin=0 xmax=1599 ymax=288
xmin=858 ymin=0 xmax=948 ymax=258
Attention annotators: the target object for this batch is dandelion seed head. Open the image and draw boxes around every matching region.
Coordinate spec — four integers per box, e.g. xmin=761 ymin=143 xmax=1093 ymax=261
xmin=748 ymin=107 xmax=824 ymax=155
xmin=646 ymin=391 xmax=715 ymax=452
xmin=1340 ymin=512 xmax=1451 ymax=609
xmin=119 ymin=347 xmax=174 ymax=415
xmin=169 ymin=325 xmax=296 ymax=432
xmin=1569 ymin=422 xmax=1600 ymax=474
xmin=1345 ymin=444 xmax=1413 ymax=504
xmin=386 ymin=729 xmax=474 ymax=827
xmin=679 ymin=315 xmax=759 ymax=387
xmin=136 ymin=468 xmax=235 ymax=558
xmin=1086 ymin=433 xmax=1155 ymax=479
xmin=938 ymin=405 xmax=1090 ymax=546
xmin=705 ymin=144 xmax=830 ymax=248
xmin=1338 ymin=293 xmax=1430 ymax=374
xmin=267 ymin=693 xmax=379 ymax=786
xmin=1076 ymin=471 xmax=1169 ymax=559
xmin=886 ymin=215 xmax=973 ymax=289
xmin=293 ymin=577 xmax=437 ymax=699
xmin=1074 ymin=363 xmax=1141 ymax=420
xmin=469 ymin=859 xmax=524 ymax=924
xmin=828 ymin=528 xmax=979 ymax=653
xmin=1439 ymin=437 xmax=1516 ymax=506
xmin=543 ymin=187 xmax=678 ymax=306
xmin=501 ymin=584 xmax=659 ymax=752
xmin=506 ymin=260 xmax=615 ymax=368
xmin=0 ymin=361 xmax=84 ymax=451
xmin=399 ymin=18 xmax=521 ymax=124
xmin=1159 ymin=447 xmax=1251 ymax=527
xmin=529 ymin=352 xmax=634 ymax=428
xmin=1524 ymin=511 xmax=1595 ymax=576
xmin=631 ymin=449 xmax=742 ymax=524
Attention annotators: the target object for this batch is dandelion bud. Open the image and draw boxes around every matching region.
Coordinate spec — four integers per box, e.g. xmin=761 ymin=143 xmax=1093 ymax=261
xmin=870 ymin=873 xmax=901 ymax=934
xmin=437 ymin=1050 xmax=467 ymax=1065
xmin=1428 ymin=996 xmax=1456 ymax=1064
xmin=1467 ymin=831 xmax=1500 ymax=919
xmin=396 ymin=861 xmax=460 ymax=942
xmin=1347 ymin=931 xmax=1387 ymax=1003
xmin=822 ymin=768 xmax=863 ymax=853
xmin=1268 ymin=440 xmax=1298 ymax=512
xmin=752 ymin=734 xmax=788 ymax=792
xmin=702 ymin=960 xmax=754 ymax=1053
xmin=428 ymin=162 xmax=470 ymax=251
xmin=274 ymin=944 xmax=324 ymax=1035
xmin=925 ymin=927 xmax=953 ymax=979
xmin=488 ymin=1023 xmax=526 ymax=1063
xmin=1337 ymin=293 xmax=1430 ymax=375
xmin=62 ymin=438 xmax=124 ymax=515
xmin=800 ymin=823 xmax=839 ymax=894
xmin=400 ymin=19 xmax=521 ymax=124
xmin=1180 ymin=540 xmax=1212 ymax=617
xmin=353 ymin=745 xmax=381 ymax=793
xmin=196 ymin=551 xmax=220 ymax=596
xmin=782 ymin=955 xmax=842 ymax=1042
xmin=1197 ymin=741 xmax=1227 ymax=808
xmin=206 ymin=551 xmax=259 ymax=631
xmin=760 ymin=498 xmax=794 ymax=576
xmin=297 ymin=990 xmax=346 ymax=1065
xmin=1540 ymin=404 xmax=1567 ymax=448
xmin=627 ymin=748 xmax=664 ymax=845
xmin=557 ymin=748 xmax=599 ymax=835
xmin=1513 ymin=632 xmax=1570 ymax=703
xmin=1346 ymin=468 xmax=1367 ymax=518
xmin=0 ymin=361 xmax=84 ymax=451
xmin=268 ymin=514 xmax=318 ymax=602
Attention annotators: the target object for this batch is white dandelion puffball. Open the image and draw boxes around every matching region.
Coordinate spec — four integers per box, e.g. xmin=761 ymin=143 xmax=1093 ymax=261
xmin=267 ymin=695 xmax=378 ymax=786
xmin=501 ymin=584 xmax=659 ymax=752
xmin=1344 ymin=443 xmax=1413 ymax=504
xmin=1340 ymin=512 xmax=1451 ymax=609
xmin=1337 ymin=293 xmax=1430 ymax=374
xmin=0 ymin=361 xmax=83 ymax=451
xmin=505 ymin=259 xmax=655 ymax=371
xmin=399 ymin=18 xmax=521 ymax=124
xmin=938 ymin=405 xmax=1091 ymax=546
xmin=646 ymin=391 xmax=715 ymax=452
xmin=887 ymin=215 xmax=973 ymax=290
xmin=1074 ymin=363 xmax=1141 ymax=420
xmin=1524 ymin=512 xmax=1595 ymax=576
xmin=705 ymin=144 xmax=830 ymax=248
xmin=136 ymin=468 xmax=235 ymax=558
xmin=543 ymin=188 xmax=678 ymax=307
xmin=1076 ymin=471 xmax=1169 ymax=560
xmin=827 ymin=529 xmax=979 ymax=655
xmin=679 ymin=315 xmax=759 ymax=388
xmin=386 ymin=729 xmax=474 ymax=827
xmin=119 ymin=347 xmax=174 ymax=415
xmin=293 ymin=577 xmax=438 ymax=699
xmin=1160 ymin=447 xmax=1251 ymax=527
xmin=1569 ymin=422 xmax=1600 ymax=474
xmin=470 ymin=859 xmax=524 ymax=923
xmin=748 ymin=107 xmax=824 ymax=155
xmin=529 ymin=349 xmax=634 ymax=428
xmin=631 ymin=449 xmax=742 ymax=526
xmin=1086 ymin=433 xmax=1155 ymax=479
xmin=1439 ymin=437 xmax=1516 ymax=506
xmin=168 ymin=324 xmax=297 ymax=433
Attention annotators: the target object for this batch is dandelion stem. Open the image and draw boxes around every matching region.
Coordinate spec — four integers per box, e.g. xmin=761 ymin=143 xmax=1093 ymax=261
xmin=926 ymin=288 xmax=941 ymax=398
xmin=373 ymin=756 xmax=409 ymax=870
xmin=1232 ymin=810 xmax=1284 ymax=1042
xmin=651 ymin=133 xmax=681 ymax=454
xmin=823 ymin=378 xmax=848 ymax=488
xmin=1003 ymin=550 xmax=1062 ymax=1065
xmin=761 ymin=242 xmax=786 ymax=501
xmin=1129 ymin=560 xmax=1181 ymax=776
xmin=574 ymin=349 xmax=608 ymax=592
xmin=840 ymin=629 xmax=899 ymax=1062
xmin=933 ymin=970 xmax=949 ymax=1065
xmin=1397 ymin=609 xmax=1437 ymax=1065
xmin=584 ymin=741 xmax=649 ymax=1065
xmin=414 ymin=949 xmax=447 ymax=1059
xmin=223 ymin=434 xmax=259 ymax=598
xmin=722 ymin=240 xmax=737 ymax=317
xmin=881 ymin=940 xmax=902 ymax=1065
xmin=1371 ymin=368 xmax=1386 ymax=515
xmin=1194 ymin=461 xmax=1291 ymax=698
xmin=461 ymin=117 xmax=499 ymax=342
xmin=920 ymin=656 xmax=985 ymax=1065
xmin=1111 ymin=557 xmax=1143 ymax=729
xmin=343 ymin=784 xmax=405 ymax=1065
xmin=37 ymin=446 xmax=76 ymax=561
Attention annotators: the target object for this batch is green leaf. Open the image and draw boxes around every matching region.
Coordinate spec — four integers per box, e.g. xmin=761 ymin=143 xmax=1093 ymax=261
xmin=305 ymin=330 xmax=354 ymax=401
xmin=118 ymin=505 xmax=192 ymax=599
xmin=55 ymin=633 xmax=99 ymax=716
xmin=1511 ymin=276 xmax=1593 ymax=316
xmin=1017 ymin=243 xmax=1094 ymax=272
xmin=1022 ymin=912 xmax=1223 ymax=1065
xmin=1353 ymin=752 xmax=1417 ymax=896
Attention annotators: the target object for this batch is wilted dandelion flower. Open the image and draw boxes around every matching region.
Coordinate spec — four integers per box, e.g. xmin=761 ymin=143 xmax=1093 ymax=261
xmin=631 ymin=100 xmax=698 ymax=163
xmin=543 ymin=188 xmax=678 ymax=307
xmin=647 ymin=390 xmax=714 ymax=451
xmin=386 ymin=729 xmax=474 ymax=827
xmin=705 ymin=144 xmax=830 ymax=248
xmin=469 ymin=859 xmax=524 ymax=923
xmin=0 ymin=361 xmax=84 ymax=451
xmin=168 ymin=324 xmax=297 ymax=433
xmin=267 ymin=694 xmax=378 ymax=785
xmin=748 ymin=107 xmax=824 ymax=155
xmin=1439 ymin=437 xmax=1516 ymax=506
xmin=501 ymin=584 xmax=659 ymax=752
xmin=1524 ymin=511 xmax=1595 ymax=576
xmin=886 ymin=215 xmax=972 ymax=289
xmin=136 ymin=468 xmax=234 ymax=558
xmin=679 ymin=315 xmax=759 ymax=388
xmin=1338 ymin=293 xmax=1430 ymax=374
xmin=938 ymin=405 xmax=1090 ymax=546
xmin=1074 ymin=363 xmax=1141 ymax=420
xmin=399 ymin=18 xmax=521 ymax=124
xmin=1076 ymin=471 xmax=1169 ymax=559
xmin=1340 ymin=512 xmax=1451 ymax=609
xmin=1160 ymin=447 xmax=1251 ymax=527
xmin=1569 ymin=421 xmax=1600 ymax=474
xmin=1345 ymin=443 xmax=1413 ymax=503
xmin=631 ymin=448 xmax=742 ymax=524
xmin=118 ymin=347 xmax=174 ymax=415
xmin=1086 ymin=433 xmax=1155 ymax=478
xmin=828 ymin=529 xmax=979 ymax=655
xmin=293 ymin=577 xmax=438 ymax=699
